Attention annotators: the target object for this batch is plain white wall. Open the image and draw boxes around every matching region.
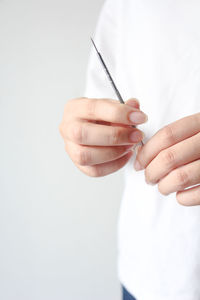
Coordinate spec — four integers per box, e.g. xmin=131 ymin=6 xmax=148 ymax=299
xmin=0 ymin=0 xmax=124 ymax=299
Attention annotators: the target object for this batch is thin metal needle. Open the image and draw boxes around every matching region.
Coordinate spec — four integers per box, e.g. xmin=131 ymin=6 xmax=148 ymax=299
xmin=91 ymin=37 xmax=143 ymax=146
xmin=91 ymin=38 xmax=125 ymax=104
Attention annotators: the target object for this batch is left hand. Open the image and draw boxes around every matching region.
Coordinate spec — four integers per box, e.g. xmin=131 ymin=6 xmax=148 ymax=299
xmin=134 ymin=113 xmax=200 ymax=206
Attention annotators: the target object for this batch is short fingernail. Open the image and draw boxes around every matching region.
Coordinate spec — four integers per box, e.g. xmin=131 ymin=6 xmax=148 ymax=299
xmin=134 ymin=159 xmax=143 ymax=171
xmin=129 ymin=131 xmax=144 ymax=142
xmin=135 ymin=145 xmax=142 ymax=155
xmin=129 ymin=111 xmax=148 ymax=124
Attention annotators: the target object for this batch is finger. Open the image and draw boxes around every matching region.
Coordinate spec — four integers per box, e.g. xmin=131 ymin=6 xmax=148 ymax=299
xmin=135 ymin=113 xmax=200 ymax=170
xmin=63 ymin=120 xmax=144 ymax=146
xmin=93 ymin=97 xmax=140 ymax=127
xmin=67 ymin=98 xmax=148 ymax=126
xmin=65 ymin=140 xmax=134 ymax=166
xmin=125 ymin=98 xmax=140 ymax=110
xmin=145 ymin=132 xmax=200 ymax=185
xmin=157 ymin=159 xmax=200 ymax=196
xmin=76 ymin=151 xmax=133 ymax=177
xmin=176 ymin=185 xmax=200 ymax=206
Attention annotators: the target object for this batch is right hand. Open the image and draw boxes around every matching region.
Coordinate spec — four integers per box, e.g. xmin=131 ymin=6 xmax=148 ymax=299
xmin=59 ymin=97 xmax=148 ymax=177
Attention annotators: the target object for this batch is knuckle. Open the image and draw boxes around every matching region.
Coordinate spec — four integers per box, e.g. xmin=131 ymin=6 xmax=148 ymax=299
xmin=111 ymin=105 xmax=122 ymax=122
xmin=75 ymin=148 xmax=91 ymax=166
xmin=161 ymin=149 xmax=175 ymax=167
xmin=111 ymin=127 xmax=122 ymax=145
xmin=161 ymin=125 xmax=175 ymax=144
xmin=86 ymin=99 xmax=97 ymax=118
xmin=71 ymin=123 xmax=85 ymax=144
xmin=176 ymin=169 xmax=189 ymax=190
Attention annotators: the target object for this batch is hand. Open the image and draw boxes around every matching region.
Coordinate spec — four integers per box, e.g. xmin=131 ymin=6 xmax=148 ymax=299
xmin=134 ymin=113 xmax=200 ymax=206
xmin=59 ymin=97 xmax=147 ymax=177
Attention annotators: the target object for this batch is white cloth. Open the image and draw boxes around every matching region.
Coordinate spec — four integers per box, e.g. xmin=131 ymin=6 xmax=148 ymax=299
xmin=84 ymin=1 xmax=200 ymax=299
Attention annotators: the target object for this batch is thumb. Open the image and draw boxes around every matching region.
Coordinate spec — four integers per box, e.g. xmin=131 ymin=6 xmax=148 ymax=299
xmin=125 ymin=98 xmax=140 ymax=110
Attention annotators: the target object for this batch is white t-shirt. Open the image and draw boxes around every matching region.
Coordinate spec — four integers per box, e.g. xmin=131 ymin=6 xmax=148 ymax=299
xmin=85 ymin=1 xmax=200 ymax=299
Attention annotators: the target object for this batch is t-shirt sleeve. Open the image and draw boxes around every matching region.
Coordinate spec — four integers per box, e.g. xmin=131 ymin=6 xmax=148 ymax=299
xmin=84 ymin=0 xmax=119 ymax=99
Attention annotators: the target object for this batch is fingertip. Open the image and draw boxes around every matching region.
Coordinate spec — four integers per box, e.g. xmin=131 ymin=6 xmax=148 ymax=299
xmin=134 ymin=145 xmax=140 ymax=155
xmin=134 ymin=145 xmax=143 ymax=171
xmin=134 ymin=159 xmax=143 ymax=171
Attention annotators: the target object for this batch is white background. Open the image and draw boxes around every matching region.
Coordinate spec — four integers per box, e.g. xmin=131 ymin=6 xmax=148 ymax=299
xmin=0 ymin=0 xmax=124 ymax=299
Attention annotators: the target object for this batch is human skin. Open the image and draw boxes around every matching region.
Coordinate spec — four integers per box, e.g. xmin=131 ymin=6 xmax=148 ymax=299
xmin=59 ymin=98 xmax=148 ymax=177
xmin=134 ymin=113 xmax=200 ymax=206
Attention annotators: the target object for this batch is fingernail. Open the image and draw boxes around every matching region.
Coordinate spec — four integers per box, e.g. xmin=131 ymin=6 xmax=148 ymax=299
xmin=129 ymin=131 xmax=144 ymax=143
xmin=134 ymin=159 xmax=143 ymax=171
xmin=135 ymin=145 xmax=142 ymax=156
xmin=129 ymin=111 xmax=148 ymax=124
